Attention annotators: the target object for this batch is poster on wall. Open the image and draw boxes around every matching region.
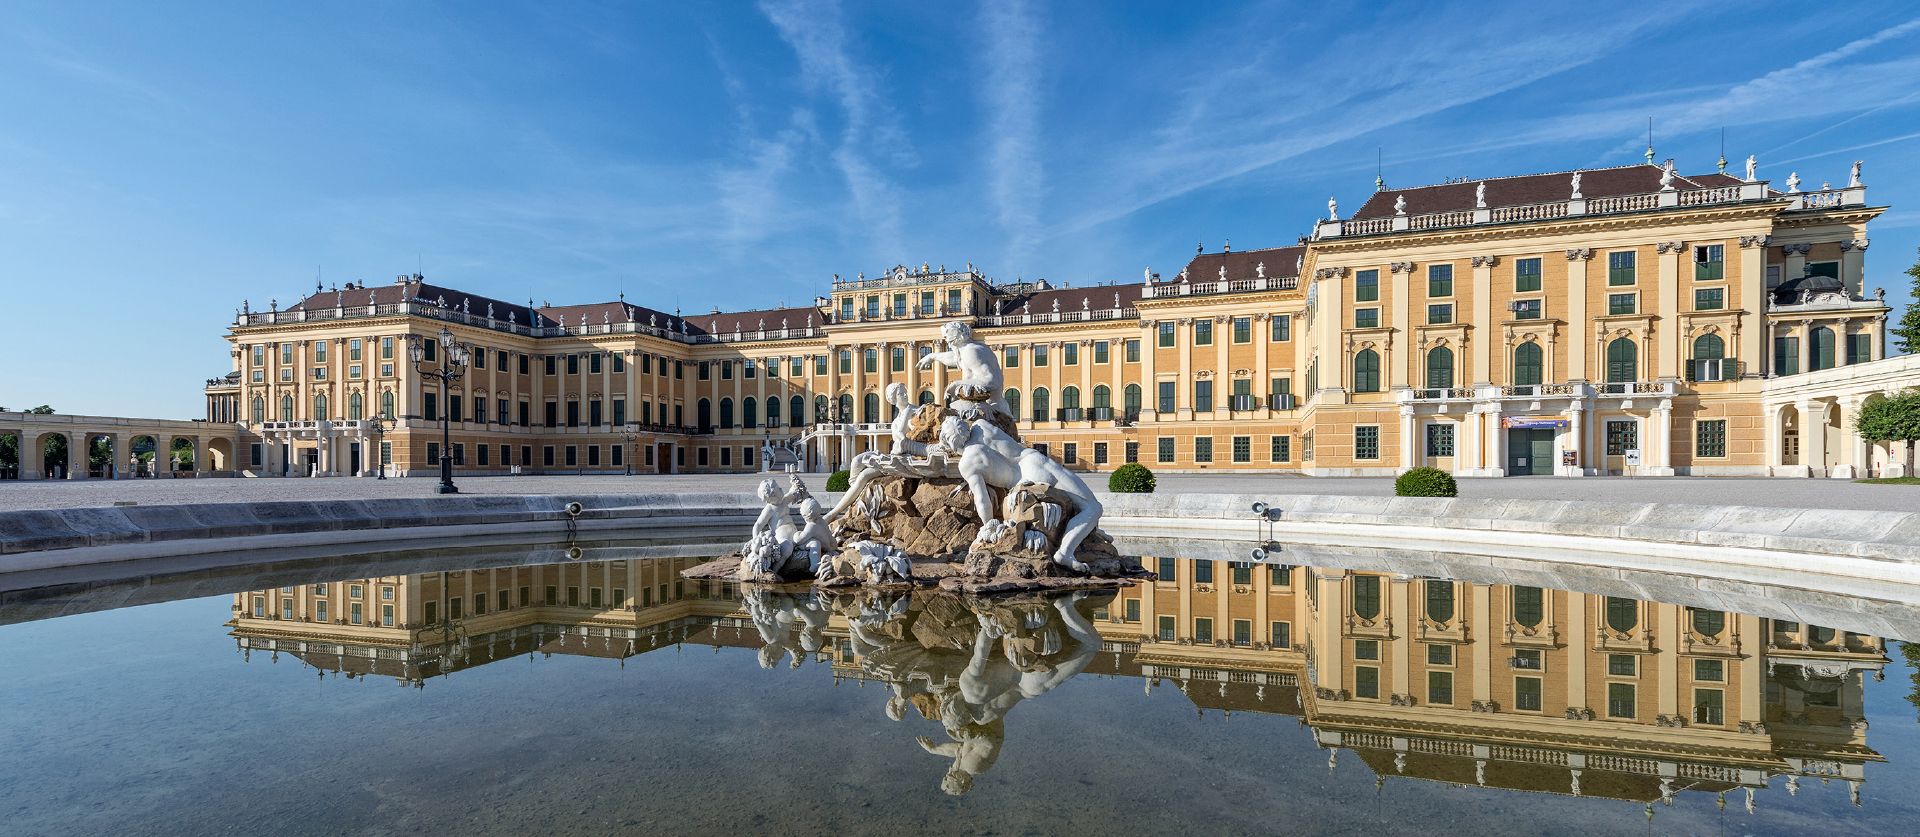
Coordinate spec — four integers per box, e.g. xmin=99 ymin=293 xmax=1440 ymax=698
xmin=1624 ymin=449 xmax=1642 ymax=466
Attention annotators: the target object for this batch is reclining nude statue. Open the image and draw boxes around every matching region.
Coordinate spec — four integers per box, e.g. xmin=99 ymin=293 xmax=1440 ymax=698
xmin=937 ymin=415 xmax=1103 ymax=572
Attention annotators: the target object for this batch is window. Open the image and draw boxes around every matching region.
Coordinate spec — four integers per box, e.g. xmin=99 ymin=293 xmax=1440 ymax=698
xmin=1694 ymin=244 xmax=1724 ymax=280
xmin=1607 ymin=292 xmax=1637 ymax=315
xmin=1354 ymin=639 xmax=1380 ymax=660
xmin=1774 ymin=335 xmax=1800 ymax=376
xmin=1157 ymin=322 xmax=1175 ymax=348
xmin=1421 ymin=580 xmax=1456 ymax=623
xmin=1193 ymin=320 xmax=1212 ymax=346
xmin=1606 ymin=419 xmax=1638 ymax=456
xmin=1232 ymin=317 xmax=1251 ymax=344
xmin=1271 ymin=316 xmax=1291 ymax=341
xmin=1030 ymin=388 xmax=1048 ymax=422
xmin=1811 ymin=326 xmax=1836 ymax=371
xmin=1605 ymin=338 xmax=1637 ymax=383
xmin=1607 ymin=250 xmax=1636 ymax=285
xmin=1428 ymin=671 xmax=1454 ymax=705
xmin=1354 ymin=307 xmax=1379 ymax=329
xmin=1694 ymin=688 xmax=1724 ymax=725
xmin=1425 ymin=346 xmax=1454 ymax=389
xmin=1605 ymin=597 xmax=1639 ymax=633
xmin=1270 ymin=622 xmax=1292 ymax=648
xmin=891 ymin=346 xmax=906 ymax=372
xmin=1846 ymin=332 xmax=1872 ymax=365
xmin=1193 ymin=618 xmax=1213 ymax=643
xmin=1157 ymin=437 xmax=1175 ymax=463
xmin=1093 ymin=442 xmax=1108 ymax=465
xmin=1193 ymin=380 xmax=1211 ymax=412
xmin=1514 ymin=257 xmax=1542 ymax=292
xmin=1515 ymin=677 xmax=1543 ymax=711
xmin=1093 ymin=341 xmax=1109 ymax=363
xmin=1696 ymin=420 xmax=1727 ymax=458
xmin=1063 ymin=343 xmax=1078 ymax=365
xmin=1690 ymin=608 xmax=1725 ymax=636
xmin=1063 ymin=443 xmax=1077 ymax=464
xmin=1270 ymin=435 xmax=1291 ymax=462
xmin=1157 ymin=556 xmax=1177 ymax=579
xmin=1004 ymin=389 xmax=1020 ymax=417
xmin=1607 ymin=683 xmax=1636 ymax=718
xmin=1427 ymin=303 xmax=1453 ymax=325
xmin=1512 ymin=342 xmax=1543 ymax=386
xmin=1352 ymin=575 xmax=1381 ymax=619
xmin=1355 ymin=269 xmax=1379 ymax=301
xmin=1694 ymin=287 xmax=1724 ymax=311
xmin=1232 ymin=619 xmax=1252 ymax=645
xmin=1125 ymin=339 xmax=1141 ymax=361
xmin=1355 ymin=666 xmax=1380 ymax=699
xmin=1512 ymin=586 xmax=1543 ymax=627
xmin=1232 ymin=436 xmax=1250 ymax=463
xmin=863 ymin=348 xmax=878 ymax=374
xmin=1427 ymin=264 xmax=1453 ymax=297
xmin=1194 ymin=436 xmax=1213 ymax=463
xmin=1354 ymin=425 xmax=1379 ymax=460
xmin=1156 ymin=615 xmax=1175 ymax=641
xmin=1033 ymin=344 xmax=1049 ymax=367
xmin=1003 ymin=346 xmax=1019 ymax=368
xmin=1511 ymin=298 xmax=1543 ymax=319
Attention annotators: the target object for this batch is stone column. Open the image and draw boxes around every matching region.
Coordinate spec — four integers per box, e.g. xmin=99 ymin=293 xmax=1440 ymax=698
xmin=1650 ymin=403 xmax=1675 ymax=476
xmin=1738 ymin=237 xmax=1766 ymax=377
xmin=1656 ymin=242 xmax=1683 ymax=379
xmin=1567 ymin=405 xmax=1584 ymax=477
xmin=1832 ymin=396 xmax=1868 ymax=478
xmin=1796 ymin=399 xmax=1827 ymax=477
xmin=1139 ymin=322 xmax=1157 ymax=418
xmin=1565 ymin=251 xmax=1592 ymax=381
xmin=1254 ymin=316 xmax=1271 ymax=416
xmin=1460 ymin=410 xmax=1481 ymax=476
xmin=1212 ymin=318 xmax=1228 ymax=420
xmin=1486 ymin=409 xmax=1507 ymax=477
xmin=1176 ymin=320 xmax=1193 ymax=419
xmin=1471 ymin=257 xmax=1493 ymax=384
xmin=1398 ymin=405 xmax=1416 ymax=472
xmin=1797 ymin=321 xmax=1812 ymax=376
xmin=67 ymin=432 xmax=87 ymax=479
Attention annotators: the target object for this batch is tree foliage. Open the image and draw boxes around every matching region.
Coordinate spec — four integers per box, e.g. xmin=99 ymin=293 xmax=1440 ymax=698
xmin=1896 ymin=247 xmax=1920 ymax=354
xmin=1107 ymin=463 xmax=1156 ymax=493
xmin=1856 ymin=390 xmax=1920 ymax=442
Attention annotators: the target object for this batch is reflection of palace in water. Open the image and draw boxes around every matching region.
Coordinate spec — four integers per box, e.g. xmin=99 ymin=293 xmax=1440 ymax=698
xmin=230 ymin=556 xmax=1889 ymax=808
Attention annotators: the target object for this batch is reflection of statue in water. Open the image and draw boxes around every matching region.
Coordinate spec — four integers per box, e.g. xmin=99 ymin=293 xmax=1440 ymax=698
xmin=807 ymin=588 xmax=1108 ymax=795
xmin=743 ymin=587 xmax=831 ymax=669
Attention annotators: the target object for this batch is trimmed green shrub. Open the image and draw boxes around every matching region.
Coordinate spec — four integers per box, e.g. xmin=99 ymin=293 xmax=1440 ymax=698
xmin=1394 ymin=466 xmax=1457 ymax=498
xmin=1108 ymin=463 xmax=1156 ymax=493
xmin=825 ymin=470 xmax=850 ymax=492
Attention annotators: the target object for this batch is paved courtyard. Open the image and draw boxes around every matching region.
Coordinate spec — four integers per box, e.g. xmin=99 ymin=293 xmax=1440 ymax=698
xmin=0 ymin=472 xmax=1914 ymax=512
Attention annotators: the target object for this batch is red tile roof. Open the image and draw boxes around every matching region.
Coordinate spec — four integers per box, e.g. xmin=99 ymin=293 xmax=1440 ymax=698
xmin=993 ymin=282 xmax=1145 ymax=315
xmin=1351 ymin=163 xmax=1758 ymax=220
xmin=1178 ymin=244 xmax=1306 ymax=284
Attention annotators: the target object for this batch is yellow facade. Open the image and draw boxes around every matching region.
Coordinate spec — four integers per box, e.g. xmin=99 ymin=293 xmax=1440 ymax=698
xmin=206 ymin=161 xmax=1900 ymax=477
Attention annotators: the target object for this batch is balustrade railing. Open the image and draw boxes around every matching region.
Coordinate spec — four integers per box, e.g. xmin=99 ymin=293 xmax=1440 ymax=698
xmin=1141 ymin=275 xmax=1298 ymax=299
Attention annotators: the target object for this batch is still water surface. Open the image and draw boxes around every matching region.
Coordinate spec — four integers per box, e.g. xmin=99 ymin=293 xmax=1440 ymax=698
xmin=2 ymin=544 xmax=1918 ymax=835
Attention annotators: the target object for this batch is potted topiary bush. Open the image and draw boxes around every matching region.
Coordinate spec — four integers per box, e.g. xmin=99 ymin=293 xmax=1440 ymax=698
xmin=825 ymin=470 xmax=850 ymax=492
xmin=1394 ymin=466 xmax=1457 ymax=497
xmin=1107 ymin=462 xmax=1156 ymax=493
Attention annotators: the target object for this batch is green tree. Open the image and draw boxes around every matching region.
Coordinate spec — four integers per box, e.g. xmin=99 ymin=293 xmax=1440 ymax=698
xmin=1896 ymin=247 xmax=1920 ymax=354
xmin=1856 ymin=390 xmax=1920 ymax=444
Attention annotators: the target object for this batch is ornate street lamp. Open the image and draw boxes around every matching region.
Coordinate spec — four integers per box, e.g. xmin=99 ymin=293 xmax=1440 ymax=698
xmin=408 ymin=328 xmax=470 ymax=494
xmin=621 ymin=424 xmax=638 ymax=476
xmin=367 ymin=414 xmax=390 ymax=480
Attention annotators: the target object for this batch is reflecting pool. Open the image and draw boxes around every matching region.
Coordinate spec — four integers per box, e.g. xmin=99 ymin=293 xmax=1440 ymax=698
xmin=3 ymin=544 xmax=1919 ymax=835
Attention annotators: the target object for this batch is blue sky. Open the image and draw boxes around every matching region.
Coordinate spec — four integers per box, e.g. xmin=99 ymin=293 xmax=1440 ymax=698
xmin=3 ymin=0 xmax=1918 ymax=418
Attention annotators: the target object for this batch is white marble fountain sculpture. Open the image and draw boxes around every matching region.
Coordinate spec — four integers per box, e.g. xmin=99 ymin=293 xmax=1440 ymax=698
xmin=710 ymin=319 xmax=1136 ymax=589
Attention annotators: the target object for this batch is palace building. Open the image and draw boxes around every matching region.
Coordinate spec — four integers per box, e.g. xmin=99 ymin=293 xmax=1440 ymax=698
xmin=202 ymin=156 xmax=1914 ymax=478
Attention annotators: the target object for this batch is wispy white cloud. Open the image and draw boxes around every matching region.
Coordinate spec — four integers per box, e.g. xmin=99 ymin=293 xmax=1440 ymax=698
xmin=979 ymin=0 xmax=1045 ymax=268
xmin=1774 ymin=131 xmax=1920 ymax=167
xmin=759 ymin=0 xmax=912 ymax=258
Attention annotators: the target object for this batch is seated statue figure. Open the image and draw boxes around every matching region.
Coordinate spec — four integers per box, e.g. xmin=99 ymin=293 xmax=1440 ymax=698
xmin=827 ymin=384 xmax=938 ymax=522
xmin=916 ymin=321 xmax=1008 ymax=419
xmin=937 ymin=416 xmax=1104 ymax=572
xmin=740 ymin=476 xmax=808 ymax=576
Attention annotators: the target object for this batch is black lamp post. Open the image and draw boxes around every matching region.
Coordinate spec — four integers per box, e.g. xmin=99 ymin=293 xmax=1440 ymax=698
xmin=622 ymin=424 xmax=637 ymax=476
xmin=408 ymin=328 xmax=470 ymax=494
xmin=368 ymin=414 xmax=389 ymax=480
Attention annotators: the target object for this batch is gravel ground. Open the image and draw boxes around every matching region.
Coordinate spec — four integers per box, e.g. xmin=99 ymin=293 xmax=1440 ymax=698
xmin=0 ymin=472 xmax=1913 ymax=512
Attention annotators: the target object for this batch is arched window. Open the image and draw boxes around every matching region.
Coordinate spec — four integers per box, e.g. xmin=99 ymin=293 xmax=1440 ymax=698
xmin=313 ymin=394 xmax=328 ymax=420
xmin=743 ymin=397 xmax=757 ymax=428
xmin=1693 ymin=333 xmax=1724 ymax=360
xmin=381 ymin=391 xmax=395 ymax=420
xmin=1689 ymin=608 xmax=1725 ymax=637
xmin=348 ymin=392 xmax=364 ymax=421
xmin=1512 ymin=342 xmax=1543 ymax=386
xmin=837 ymin=393 xmax=853 ymax=422
xmin=1005 ymin=388 xmax=1021 ymax=417
xmin=1031 ymin=387 xmax=1050 ymax=422
xmin=251 ymin=397 xmax=264 ymax=423
xmin=863 ymin=392 xmax=880 ymax=423
xmin=812 ymin=394 xmax=827 ymax=424
xmin=1810 ymin=326 xmax=1836 ymax=371
xmin=1512 ymin=586 xmax=1543 ymax=628
xmin=1606 ymin=338 xmax=1637 ymax=383
xmin=281 ymin=395 xmax=294 ymax=420
xmin=791 ymin=395 xmax=807 ymax=426
xmin=1092 ymin=385 xmax=1111 ymax=409
xmin=1353 ymin=349 xmax=1381 ymax=392
xmin=719 ymin=398 xmax=734 ymax=428
xmin=1352 ymin=575 xmax=1381 ymax=620
xmin=918 ymin=390 xmax=934 ymax=405
xmin=1605 ymin=597 xmax=1639 ymax=633
xmin=1062 ymin=386 xmax=1081 ymax=409
xmin=1123 ymin=384 xmax=1141 ymax=415
xmin=1425 ymin=579 xmax=1455 ymax=623
xmin=697 ymin=398 xmax=713 ymax=431
xmin=1425 ymin=346 xmax=1454 ymax=389
xmin=766 ymin=397 xmax=781 ymax=427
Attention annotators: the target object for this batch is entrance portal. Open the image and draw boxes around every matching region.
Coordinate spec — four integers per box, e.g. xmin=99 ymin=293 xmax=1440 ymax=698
xmin=1506 ymin=428 xmax=1555 ymax=475
xmin=657 ymin=443 xmax=674 ymax=474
